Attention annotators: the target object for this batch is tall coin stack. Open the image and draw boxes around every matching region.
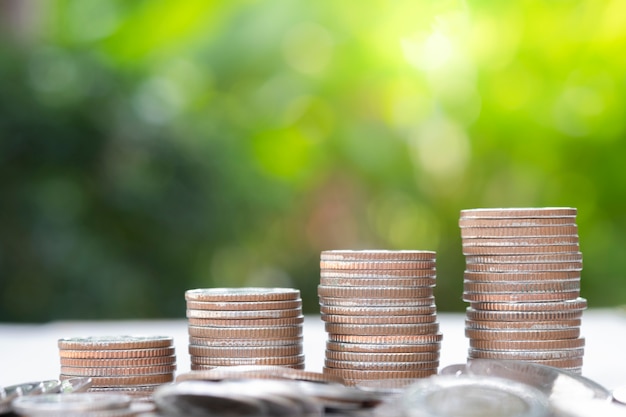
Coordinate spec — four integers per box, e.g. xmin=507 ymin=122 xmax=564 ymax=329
xmin=318 ymin=250 xmax=442 ymax=386
xmin=459 ymin=207 xmax=586 ymax=373
xmin=58 ymin=336 xmax=176 ymax=397
xmin=185 ymin=288 xmax=305 ymax=370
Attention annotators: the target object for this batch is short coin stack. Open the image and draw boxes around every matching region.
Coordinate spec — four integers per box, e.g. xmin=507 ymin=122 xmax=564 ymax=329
xmin=58 ymin=336 xmax=176 ymax=397
xmin=185 ymin=288 xmax=305 ymax=370
xmin=459 ymin=207 xmax=586 ymax=373
xmin=318 ymin=250 xmax=442 ymax=386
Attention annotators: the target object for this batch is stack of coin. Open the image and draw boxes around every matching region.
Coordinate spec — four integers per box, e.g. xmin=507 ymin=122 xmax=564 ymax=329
xmin=318 ymin=250 xmax=442 ymax=386
xmin=58 ymin=336 xmax=176 ymax=397
xmin=459 ymin=207 xmax=585 ymax=373
xmin=185 ymin=288 xmax=304 ymax=370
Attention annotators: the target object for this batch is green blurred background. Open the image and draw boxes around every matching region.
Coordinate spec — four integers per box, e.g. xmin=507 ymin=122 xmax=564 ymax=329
xmin=1 ymin=0 xmax=625 ymax=322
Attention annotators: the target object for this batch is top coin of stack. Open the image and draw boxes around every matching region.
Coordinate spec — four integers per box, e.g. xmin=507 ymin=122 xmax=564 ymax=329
xmin=459 ymin=208 xmax=585 ymax=373
xmin=318 ymin=250 xmax=442 ymax=386
xmin=58 ymin=336 xmax=176 ymax=398
xmin=184 ymin=288 xmax=304 ymax=370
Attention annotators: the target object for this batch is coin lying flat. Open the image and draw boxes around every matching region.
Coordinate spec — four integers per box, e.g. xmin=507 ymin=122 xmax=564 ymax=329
xmin=186 ymin=315 xmax=304 ymax=327
xmin=185 ymin=288 xmax=301 ymax=302
xmin=329 ymin=333 xmax=443 ymax=344
xmin=465 ymin=319 xmax=581 ymax=330
xmin=462 ymin=244 xmax=581 ymax=255
xmin=463 ymin=291 xmax=581 ymax=303
xmin=319 ymin=276 xmax=436 ymax=287
xmin=58 ymin=347 xmax=176 ymax=359
xmin=463 ymin=280 xmax=580 ymax=293
xmin=325 ymin=322 xmax=439 ymax=336
xmin=60 ymin=364 xmax=177 ymax=377
xmin=459 ymin=217 xmax=577 ymax=228
xmin=465 ymin=328 xmax=580 ymax=341
xmin=191 ymin=354 xmax=305 ymax=367
xmin=185 ymin=299 xmax=303 ymax=311
xmin=187 ymin=325 xmax=302 ymax=339
xmin=465 ymin=307 xmax=583 ymax=321
xmin=468 ymin=348 xmax=585 ymax=360
xmin=464 ymin=271 xmax=581 ymax=282
xmin=320 ymin=260 xmax=437 ymax=270
xmin=469 ymin=298 xmax=587 ymax=312
xmin=58 ymin=336 xmax=173 ymax=351
xmin=320 ymin=304 xmax=437 ymax=316
xmin=465 ymin=262 xmax=583 ymax=272
xmin=318 ymin=285 xmax=433 ymax=299
xmin=323 ymin=368 xmax=437 ymax=382
xmin=326 ymin=341 xmax=441 ymax=354
xmin=189 ymin=345 xmax=302 ymax=358
xmin=462 ymin=236 xmax=580 ymax=246
xmin=59 ymin=356 xmax=176 ymax=368
xmin=325 ymin=351 xmax=440 ymax=362
xmin=321 ymin=250 xmax=436 ymax=261
xmin=176 ymin=365 xmax=345 ymax=384
xmin=465 ymin=253 xmax=582 ymax=264
xmin=469 ymin=338 xmax=586 ymax=351
xmin=321 ymin=313 xmax=438 ymax=325
xmin=320 ymin=296 xmax=435 ymax=307
xmin=321 ymin=269 xmax=437 ymax=278
xmin=188 ymin=336 xmax=303 ymax=347
xmin=460 ymin=207 xmax=577 ymax=218
xmin=185 ymin=307 xmax=303 ymax=319
xmin=59 ymin=374 xmax=174 ymax=386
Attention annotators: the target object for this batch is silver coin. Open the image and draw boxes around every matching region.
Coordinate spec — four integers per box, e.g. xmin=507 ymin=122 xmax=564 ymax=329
xmin=401 ymin=375 xmax=551 ymax=417
xmin=12 ymin=393 xmax=132 ymax=413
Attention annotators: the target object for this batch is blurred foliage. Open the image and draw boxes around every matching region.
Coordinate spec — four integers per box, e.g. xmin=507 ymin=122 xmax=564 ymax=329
xmin=1 ymin=0 xmax=626 ymax=322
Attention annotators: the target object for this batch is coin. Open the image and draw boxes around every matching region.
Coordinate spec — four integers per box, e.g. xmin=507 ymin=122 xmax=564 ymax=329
xmin=463 ymin=280 xmax=580 ymax=293
xmin=60 ymin=364 xmax=177 ymax=377
xmin=469 ymin=338 xmax=586 ymax=351
xmin=185 ymin=299 xmax=302 ymax=311
xmin=58 ymin=336 xmax=173 ymax=350
xmin=469 ymin=297 xmax=587 ymax=311
xmin=185 ymin=308 xmax=303 ymax=319
xmin=325 ymin=351 xmax=440 ymax=362
xmin=464 ymin=328 xmax=580 ymax=340
xmin=319 ymin=276 xmax=436 ymax=287
xmin=318 ymin=285 xmax=433 ymax=299
xmin=187 ymin=325 xmax=302 ymax=339
xmin=320 ymin=260 xmax=437 ymax=270
xmin=191 ymin=354 xmax=305 ymax=366
xmin=468 ymin=348 xmax=585 ymax=360
xmin=320 ymin=250 xmax=436 ymax=261
xmin=326 ymin=341 xmax=441 ymax=353
xmin=465 ymin=307 xmax=583 ymax=321
xmin=325 ymin=322 xmax=439 ymax=336
xmin=464 ymin=271 xmax=581 ymax=282
xmin=465 ymin=319 xmax=581 ymax=330
xmin=465 ymin=253 xmax=582 ymax=264
xmin=189 ymin=345 xmax=302 ymax=358
xmin=59 ymin=356 xmax=176 ymax=368
xmin=462 ymin=244 xmax=581 ymax=255
xmin=191 ymin=363 xmax=305 ymax=371
xmin=464 ymin=262 xmax=582 ymax=272
xmin=59 ymin=373 xmax=174 ymax=386
xmin=186 ymin=315 xmax=304 ymax=327
xmin=462 ymin=236 xmax=580 ymax=246
xmin=522 ymin=357 xmax=584 ymax=368
xmin=320 ymin=296 xmax=435 ymax=307
xmin=58 ymin=347 xmax=176 ymax=359
xmin=323 ymin=368 xmax=437 ymax=381
xmin=321 ymin=269 xmax=437 ymax=278
xmin=176 ymin=365 xmax=345 ymax=384
xmin=185 ymin=288 xmax=300 ymax=302
xmin=320 ymin=305 xmax=437 ymax=316
xmin=460 ymin=225 xmax=579 ymax=239
xmin=329 ymin=333 xmax=443 ymax=344
xmin=462 ymin=291 xmax=580 ymax=303
xmin=459 ymin=217 xmax=577 ymax=228
xmin=324 ymin=359 xmax=439 ymax=371
xmin=189 ymin=336 xmax=303 ymax=347
xmin=11 ymin=393 xmax=132 ymax=413
xmin=460 ymin=207 xmax=577 ymax=218
xmin=321 ymin=313 xmax=437 ymax=325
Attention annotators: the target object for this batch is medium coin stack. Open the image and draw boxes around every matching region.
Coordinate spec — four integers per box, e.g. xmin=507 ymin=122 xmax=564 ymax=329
xmin=460 ymin=207 xmax=586 ymax=373
xmin=185 ymin=288 xmax=305 ymax=370
xmin=318 ymin=250 xmax=442 ymax=386
xmin=58 ymin=336 xmax=176 ymax=397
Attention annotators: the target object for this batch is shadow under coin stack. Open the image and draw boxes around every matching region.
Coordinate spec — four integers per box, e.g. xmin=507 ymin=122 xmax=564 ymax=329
xmin=459 ymin=207 xmax=586 ymax=373
xmin=318 ymin=250 xmax=442 ymax=386
xmin=58 ymin=336 xmax=176 ymax=397
xmin=185 ymin=288 xmax=305 ymax=370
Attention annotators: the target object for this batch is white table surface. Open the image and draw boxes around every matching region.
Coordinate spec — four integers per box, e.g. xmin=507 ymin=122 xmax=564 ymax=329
xmin=1 ymin=309 xmax=625 ymax=391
